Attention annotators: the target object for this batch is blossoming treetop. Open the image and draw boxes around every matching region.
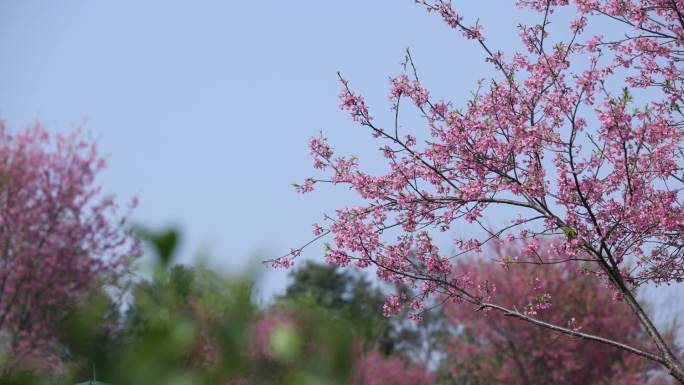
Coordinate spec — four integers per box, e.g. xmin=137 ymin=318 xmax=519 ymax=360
xmin=283 ymin=0 xmax=684 ymax=382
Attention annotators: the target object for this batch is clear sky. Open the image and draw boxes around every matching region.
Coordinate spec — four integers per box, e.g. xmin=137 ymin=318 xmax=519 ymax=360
xmin=0 ymin=1 xmax=681 ymax=322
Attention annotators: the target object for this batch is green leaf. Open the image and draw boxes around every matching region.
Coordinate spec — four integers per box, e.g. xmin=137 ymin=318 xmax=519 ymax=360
xmin=138 ymin=227 xmax=180 ymax=268
xmin=561 ymin=226 xmax=576 ymax=240
xmin=621 ymin=87 xmax=632 ymax=103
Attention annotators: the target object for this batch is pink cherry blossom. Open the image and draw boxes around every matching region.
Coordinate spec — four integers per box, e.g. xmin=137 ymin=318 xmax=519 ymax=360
xmin=286 ymin=0 xmax=684 ymax=381
xmin=446 ymin=244 xmax=677 ymax=385
xmin=0 ymin=122 xmax=139 ymax=373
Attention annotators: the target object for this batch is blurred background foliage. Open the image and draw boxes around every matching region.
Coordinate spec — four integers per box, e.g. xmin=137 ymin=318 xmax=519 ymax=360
xmin=0 ymin=228 xmax=438 ymax=385
xmin=0 ymin=228 xmax=677 ymax=385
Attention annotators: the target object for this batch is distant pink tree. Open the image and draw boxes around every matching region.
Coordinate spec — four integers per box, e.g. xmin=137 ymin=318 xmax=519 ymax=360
xmin=350 ymin=348 xmax=434 ymax=385
xmin=0 ymin=122 xmax=138 ymax=372
xmin=445 ymin=243 xmax=676 ymax=385
xmin=284 ymin=0 xmax=684 ymax=382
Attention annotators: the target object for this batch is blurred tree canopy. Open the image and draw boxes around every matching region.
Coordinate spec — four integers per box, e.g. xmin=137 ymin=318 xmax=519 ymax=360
xmin=0 ymin=228 xmax=434 ymax=385
xmin=1 ymin=228 xmax=677 ymax=385
xmin=277 ymin=261 xmax=448 ymax=364
xmin=277 ymin=261 xmax=395 ymax=354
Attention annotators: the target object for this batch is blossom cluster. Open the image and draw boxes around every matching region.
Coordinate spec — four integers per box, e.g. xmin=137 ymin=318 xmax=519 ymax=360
xmin=0 ymin=122 xmax=139 ymax=371
xmin=446 ymin=244 xmax=677 ymax=385
xmin=285 ymin=0 xmax=684 ymax=321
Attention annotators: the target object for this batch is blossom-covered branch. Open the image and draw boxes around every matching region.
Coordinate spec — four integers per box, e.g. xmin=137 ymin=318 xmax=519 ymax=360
xmin=286 ymin=0 xmax=684 ymax=382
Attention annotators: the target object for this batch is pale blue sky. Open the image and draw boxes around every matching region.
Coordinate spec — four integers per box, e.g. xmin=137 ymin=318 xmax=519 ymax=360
xmin=0 ymin=1 xmax=681 ymax=322
xmin=0 ymin=1 xmax=526 ymax=299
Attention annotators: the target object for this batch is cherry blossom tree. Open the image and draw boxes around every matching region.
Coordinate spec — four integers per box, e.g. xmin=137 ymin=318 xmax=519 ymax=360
xmin=0 ymin=122 xmax=138 ymax=373
xmin=350 ymin=348 xmax=434 ymax=385
xmin=284 ymin=0 xmax=684 ymax=381
xmin=444 ymin=243 xmax=677 ymax=385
